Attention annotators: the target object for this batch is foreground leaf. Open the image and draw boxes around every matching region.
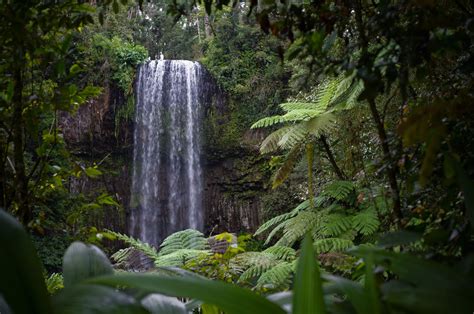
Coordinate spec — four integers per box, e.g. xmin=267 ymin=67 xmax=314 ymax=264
xmin=88 ymin=273 xmax=285 ymax=314
xmin=292 ymin=234 xmax=326 ymax=314
xmin=63 ymin=242 xmax=114 ymax=287
xmin=52 ymin=284 xmax=147 ymax=314
xmin=0 ymin=209 xmax=52 ymax=314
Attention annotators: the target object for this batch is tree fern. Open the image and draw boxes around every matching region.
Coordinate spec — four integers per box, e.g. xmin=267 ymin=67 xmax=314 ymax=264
xmin=320 ymin=213 xmax=353 ymax=237
xmin=279 ymin=102 xmax=327 ymax=112
xmin=260 ymin=126 xmax=293 ymax=154
xmin=321 ymin=180 xmax=355 ymax=200
xmin=154 ymin=249 xmax=210 ymax=267
xmin=314 ymin=238 xmax=354 ymax=254
xmin=352 ymin=208 xmax=380 ymax=235
xmin=272 ymin=144 xmax=303 ymax=189
xmin=263 ymin=246 xmax=296 ymax=261
xmin=158 ymin=229 xmax=209 ymax=256
xmin=107 ymin=230 xmax=160 ymax=260
xmin=276 ymin=210 xmax=324 ymax=247
xmin=255 ymin=261 xmax=295 ymax=290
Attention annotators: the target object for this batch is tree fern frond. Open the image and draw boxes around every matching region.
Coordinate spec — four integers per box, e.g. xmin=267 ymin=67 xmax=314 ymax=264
xmin=277 ymin=124 xmax=308 ymax=151
xmin=314 ymin=238 xmax=354 ymax=254
xmin=154 ymin=249 xmax=210 ymax=267
xmin=264 ymin=219 xmax=290 ymax=245
xmin=272 ymin=144 xmax=303 ymax=189
xmin=260 ymin=126 xmax=292 ymax=154
xmin=232 ymin=252 xmax=280 ymax=282
xmin=277 ymin=211 xmax=321 ymax=247
xmin=312 ymin=77 xmax=343 ymax=108
xmin=158 ymin=229 xmax=208 ymax=256
xmin=352 ymin=208 xmax=380 ymax=235
xmin=321 ymin=180 xmax=355 ymax=200
xmin=263 ymin=246 xmax=297 ymax=261
xmin=305 ymin=111 xmax=336 ymax=137
xmin=328 ymin=74 xmax=363 ymax=109
xmin=107 ymin=230 xmax=159 ymax=260
xmin=279 ymin=102 xmax=327 ymax=112
xmin=321 ymin=214 xmax=353 ymax=237
xmin=255 ymin=261 xmax=294 ymax=289
xmin=111 ymin=247 xmax=134 ymax=265
xmin=251 ymin=115 xmax=286 ymax=129
xmin=254 ymin=207 xmax=299 ymax=236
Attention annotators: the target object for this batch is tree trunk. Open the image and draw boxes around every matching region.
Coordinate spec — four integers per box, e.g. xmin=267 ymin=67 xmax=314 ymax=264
xmin=368 ymin=98 xmax=402 ymax=221
xmin=12 ymin=67 xmax=30 ymax=223
xmin=319 ymin=134 xmax=346 ymax=180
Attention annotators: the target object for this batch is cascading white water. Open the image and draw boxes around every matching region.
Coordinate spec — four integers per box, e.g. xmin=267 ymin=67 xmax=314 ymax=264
xmin=130 ymin=60 xmax=204 ymax=247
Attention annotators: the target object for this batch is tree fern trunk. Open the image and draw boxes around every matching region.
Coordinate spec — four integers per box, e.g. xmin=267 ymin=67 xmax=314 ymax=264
xmin=306 ymin=143 xmax=315 ymax=209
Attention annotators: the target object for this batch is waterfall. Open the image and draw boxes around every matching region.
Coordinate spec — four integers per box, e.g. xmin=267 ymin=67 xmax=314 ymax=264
xmin=130 ymin=60 xmax=204 ymax=247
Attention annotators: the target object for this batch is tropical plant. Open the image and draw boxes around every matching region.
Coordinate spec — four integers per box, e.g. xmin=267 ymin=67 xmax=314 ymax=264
xmin=251 ymin=75 xmax=363 ymax=190
xmin=255 ymin=181 xmax=380 ymax=251
xmin=1 ymin=209 xmax=473 ymax=314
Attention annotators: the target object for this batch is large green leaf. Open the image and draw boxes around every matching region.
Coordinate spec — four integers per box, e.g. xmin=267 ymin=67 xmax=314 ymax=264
xmin=141 ymin=293 xmax=186 ymax=314
xmin=87 ymin=273 xmax=285 ymax=314
xmin=63 ymin=242 xmax=114 ymax=287
xmin=0 ymin=209 xmax=53 ymax=314
xmin=353 ymin=247 xmax=474 ymax=314
xmin=52 ymin=284 xmax=147 ymax=314
xmin=292 ymin=234 xmax=326 ymax=314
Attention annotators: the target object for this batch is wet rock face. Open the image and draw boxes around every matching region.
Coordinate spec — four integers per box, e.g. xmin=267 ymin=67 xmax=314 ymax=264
xmin=59 ymin=85 xmax=134 ymax=155
xmin=60 ymin=66 xmax=269 ymax=237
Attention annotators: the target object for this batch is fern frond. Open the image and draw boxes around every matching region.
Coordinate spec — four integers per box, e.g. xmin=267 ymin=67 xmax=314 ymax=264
xmin=352 ymin=208 xmax=380 ymax=235
xmin=314 ymin=238 xmax=354 ymax=254
xmin=264 ymin=219 xmax=290 ymax=245
xmin=305 ymin=111 xmax=336 ymax=137
xmin=312 ymin=77 xmax=343 ymax=108
xmin=111 ymin=247 xmax=135 ymax=264
xmin=254 ymin=207 xmax=299 ymax=236
xmin=330 ymin=76 xmax=364 ymax=110
xmin=107 ymin=230 xmax=159 ymax=260
xmin=279 ymin=102 xmax=327 ymax=112
xmin=154 ymin=249 xmax=210 ymax=267
xmin=158 ymin=229 xmax=208 ymax=256
xmin=277 ymin=211 xmax=322 ymax=247
xmin=260 ymin=126 xmax=292 ymax=154
xmin=321 ymin=214 xmax=353 ymax=237
xmin=321 ymin=180 xmax=355 ymax=200
xmin=255 ymin=261 xmax=294 ymax=289
xmin=251 ymin=115 xmax=285 ymax=129
xmin=277 ymin=124 xmax=308 ymax=151
xmin=263 ymin=246 xmax=297 ymax=261
xmin=272 ymin=144 xmax=303 ymax=189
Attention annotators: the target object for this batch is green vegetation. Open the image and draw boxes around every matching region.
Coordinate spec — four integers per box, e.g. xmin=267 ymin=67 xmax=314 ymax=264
xmin=1 ymin=0 xmax=474 ymax=313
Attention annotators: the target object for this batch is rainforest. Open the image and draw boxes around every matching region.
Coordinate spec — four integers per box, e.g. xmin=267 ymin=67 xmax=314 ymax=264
xmin=0 ymin=1 xmax=474 ymax=313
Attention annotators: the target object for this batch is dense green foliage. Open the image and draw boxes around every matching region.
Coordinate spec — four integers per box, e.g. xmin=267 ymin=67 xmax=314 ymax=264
xmin=1 ymin=0 xmax=474 ymax=313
